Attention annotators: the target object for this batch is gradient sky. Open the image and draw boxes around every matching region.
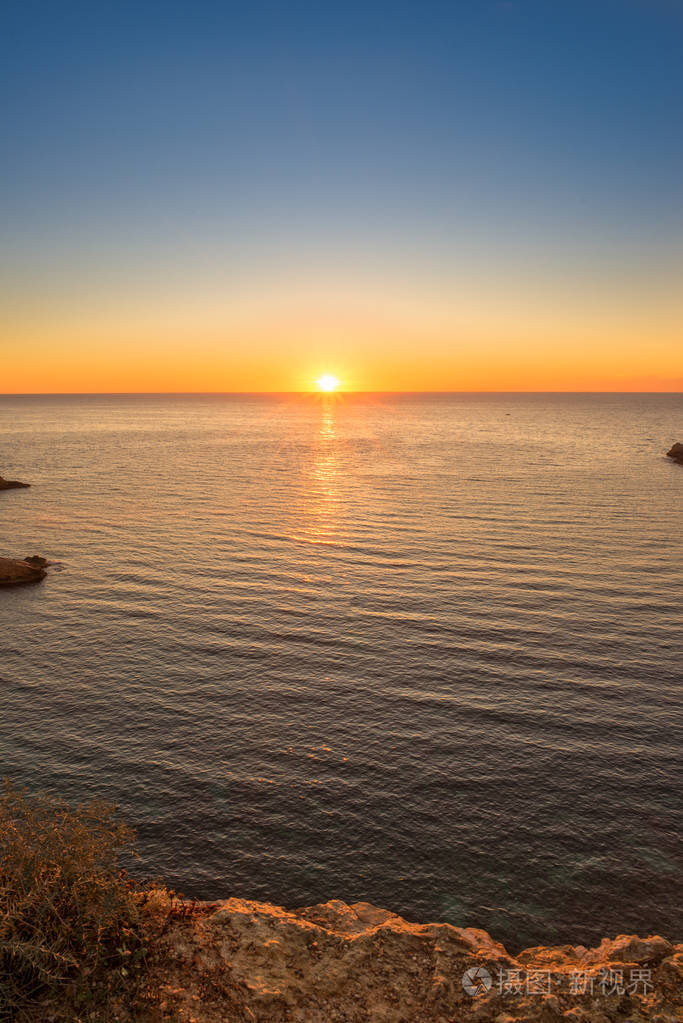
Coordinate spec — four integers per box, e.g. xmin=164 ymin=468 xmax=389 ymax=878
xmin=2 ymin=0 xmax=682 ymax=392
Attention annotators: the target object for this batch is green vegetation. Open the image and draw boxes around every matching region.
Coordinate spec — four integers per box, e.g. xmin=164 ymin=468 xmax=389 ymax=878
xmin=0 ymin=780 xmax=149 ymax=1022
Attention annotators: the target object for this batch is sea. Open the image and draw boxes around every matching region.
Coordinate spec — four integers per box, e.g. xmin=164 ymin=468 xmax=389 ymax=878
xmin=0 ymin=392 xmax=681 ymax=950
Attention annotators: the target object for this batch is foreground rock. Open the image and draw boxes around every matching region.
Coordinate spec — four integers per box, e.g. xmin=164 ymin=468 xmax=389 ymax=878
xmin=138 ymin=894 xmax=682 ymax=1023
xmin=0 ymin=474 xmax=30 ymax=489
xmin=0 ymin=556 xmax=47 ymax=586
xmin=666 ymin=442 xmax=683 ymax=465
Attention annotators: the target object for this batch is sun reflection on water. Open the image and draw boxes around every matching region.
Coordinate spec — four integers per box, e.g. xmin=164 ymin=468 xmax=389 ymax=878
xmin=307 ymin=398 xmax=341 ymax=543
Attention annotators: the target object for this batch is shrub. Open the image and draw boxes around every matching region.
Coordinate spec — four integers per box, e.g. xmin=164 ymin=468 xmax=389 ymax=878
xmin=0 ymin=780 xmax=147 ymax=1021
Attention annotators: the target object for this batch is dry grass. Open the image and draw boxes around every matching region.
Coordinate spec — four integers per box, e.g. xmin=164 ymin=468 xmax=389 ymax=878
xmin=0 ymin=780 xmax=150 ymax=1022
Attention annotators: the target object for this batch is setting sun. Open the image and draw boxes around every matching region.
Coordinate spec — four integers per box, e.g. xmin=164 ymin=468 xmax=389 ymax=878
xmin=316 ymin=374 xmax=341 ymax=393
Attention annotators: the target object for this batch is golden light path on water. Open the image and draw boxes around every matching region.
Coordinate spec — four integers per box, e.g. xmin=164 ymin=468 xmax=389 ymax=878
xmin=309 ymin=399 xmax=340 ymax=545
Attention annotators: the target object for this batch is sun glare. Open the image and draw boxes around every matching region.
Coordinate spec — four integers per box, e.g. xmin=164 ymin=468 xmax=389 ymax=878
xmin=316 ymin=374 xmax=340 ymax=393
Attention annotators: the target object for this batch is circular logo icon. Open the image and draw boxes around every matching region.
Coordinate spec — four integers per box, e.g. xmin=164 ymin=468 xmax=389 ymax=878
xmin=462 ymin=966 xmax=492 ymax=997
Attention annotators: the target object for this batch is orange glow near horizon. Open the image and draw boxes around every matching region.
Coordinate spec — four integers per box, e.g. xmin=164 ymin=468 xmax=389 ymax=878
xmin=1 ymin=276 xmax=682 ymax=393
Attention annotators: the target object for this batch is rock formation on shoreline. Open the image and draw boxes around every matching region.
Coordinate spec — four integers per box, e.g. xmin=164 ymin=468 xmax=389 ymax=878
xmin=0 ymin=474 xmax=30 ymax=489
xmin=0 ymin=472 xmax=48 ymax=585
xmin=666 ymin=442 xmax=683 ymax=465
xmin=0 ymin=556 xmax=48 ymax=586
xmin=23 ymin=554 xmax=49 ymax=569
xmin=139 ymin=894 xmax=682 ymax=1023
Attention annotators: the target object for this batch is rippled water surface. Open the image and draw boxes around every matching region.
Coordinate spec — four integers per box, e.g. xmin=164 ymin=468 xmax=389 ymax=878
xmin=1 ymin=393 xmax=681 ymax=949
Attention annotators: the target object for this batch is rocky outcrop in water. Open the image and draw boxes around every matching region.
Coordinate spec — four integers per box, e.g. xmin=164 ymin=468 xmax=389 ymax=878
xmin=666 ymin=442 xmax=683 ymax=465
xmin=23 ymin=555 xmax=49 ymax=569
xmin=139 ymin=894 xmax=682 ymax=1023
xmin=0 ymin=474 xmax=30 ymax=490
xmin=0 ymin=556 xmax=47 ymax=586
xmin=0 ymin=469 xmax=47 ymax=585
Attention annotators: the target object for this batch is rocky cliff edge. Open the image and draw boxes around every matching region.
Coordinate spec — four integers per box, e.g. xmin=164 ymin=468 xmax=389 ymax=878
xmin=138 ymin=894 xmax=682 ymax=1023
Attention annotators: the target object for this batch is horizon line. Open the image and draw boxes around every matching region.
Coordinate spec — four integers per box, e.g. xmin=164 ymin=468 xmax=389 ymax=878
xmin=0 ymin=389 xmax=681 ymax=398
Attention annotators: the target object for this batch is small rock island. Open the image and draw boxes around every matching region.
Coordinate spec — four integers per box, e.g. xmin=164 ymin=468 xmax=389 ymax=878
xmin=0 ymin=471 xmax=48 ymax=584
xmin=0 ymin=556 xmax=48 ymax=587
xmin=0 ymin=474 xmax=30 ymax=489
xmin=666 ymin=442 xmax=683 ymax=465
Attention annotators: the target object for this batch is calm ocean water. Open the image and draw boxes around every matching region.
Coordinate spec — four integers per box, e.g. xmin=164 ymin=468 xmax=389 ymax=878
xmin=0 ymin=393 xmax=681 ymax=949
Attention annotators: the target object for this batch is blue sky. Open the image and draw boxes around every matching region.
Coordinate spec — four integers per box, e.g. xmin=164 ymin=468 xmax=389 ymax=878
xmin=4 ymin=0 xmax=683 ymax=232
xmin=2 ymin=0 xmax=682 ymax=390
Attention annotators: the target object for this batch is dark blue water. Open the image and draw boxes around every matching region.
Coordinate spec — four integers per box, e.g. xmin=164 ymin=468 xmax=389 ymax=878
xmin=0 ymin=393 xmax=681 ymax=949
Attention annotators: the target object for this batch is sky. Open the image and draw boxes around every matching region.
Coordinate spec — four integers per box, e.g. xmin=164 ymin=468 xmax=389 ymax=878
xmin=1 ymin=0 xmax=682 ymax=392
